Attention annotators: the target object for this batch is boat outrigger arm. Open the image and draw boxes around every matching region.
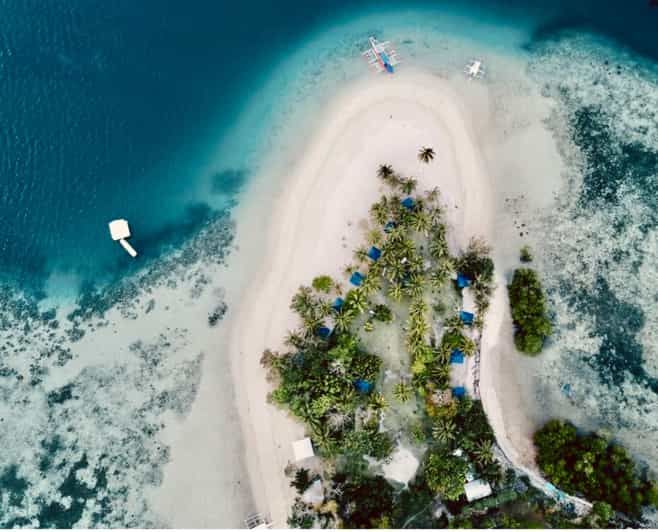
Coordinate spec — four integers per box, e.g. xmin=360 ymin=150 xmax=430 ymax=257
xmin=362 ymin=37 xmax=400 ymax=74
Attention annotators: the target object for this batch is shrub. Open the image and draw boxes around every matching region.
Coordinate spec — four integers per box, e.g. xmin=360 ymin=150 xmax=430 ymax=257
xmin=520 ymin=245 xmax=533 ymax=263
xmin=507 ymin=268 xmax=551 ymax=354
xmin=312 ymin=275 xmax=334 ymax=293
xmin=534 ymin=419 xmax=655 ymax=516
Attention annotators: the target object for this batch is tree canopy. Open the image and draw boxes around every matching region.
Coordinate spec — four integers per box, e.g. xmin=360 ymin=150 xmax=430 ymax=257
xmin=507 ymin=268 xmax=552 ymax=354
xmin=534 ymin=419 xmax=656 ymax=516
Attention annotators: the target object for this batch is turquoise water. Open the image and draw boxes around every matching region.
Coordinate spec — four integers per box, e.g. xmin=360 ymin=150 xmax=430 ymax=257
xmin=1 ymin=0 xmax=658 ymax=526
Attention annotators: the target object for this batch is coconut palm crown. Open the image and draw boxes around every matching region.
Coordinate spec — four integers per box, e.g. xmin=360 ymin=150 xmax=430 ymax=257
xmin=418 ymin=146 xmax=435 ymax=164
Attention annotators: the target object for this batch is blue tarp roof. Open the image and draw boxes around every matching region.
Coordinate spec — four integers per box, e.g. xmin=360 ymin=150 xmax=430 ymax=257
xmin=452 ymin=386 xmax=466 ymax=398
xmin=401 ymin=197 xmax=415 ymax=209
xmin=384 ymin=221 xmax=396 ymax=233
xmin=332 ymin=297 xmax=344 ymax=311
xmin=367 ymin=246 xmax=381 ymax=261
xmin=350 ymin=272 xmax=364 ymax=286
xmin=317 ymin=326 xmax=332 ymax=339
xmin=457 ymin=272 xmax=471 ymax=288
xmin=450 ymin=349 xmax=465 ymax=364
xmin=354 ymin=379 xmax=373 ymax=394
xmin=460 ymin=310 xmax=474 ymax=325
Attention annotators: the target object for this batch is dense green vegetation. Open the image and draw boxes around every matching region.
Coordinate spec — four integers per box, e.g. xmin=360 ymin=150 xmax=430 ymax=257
xmin=520 ymin=245 xmax=533 ymax=263
xmin=268 ymin=158 xmax=622 ymax=529
xmin=507 ymin=268 xmax=552 ymax=354
xmin=534 ymin=419 xmax=658 ymax=516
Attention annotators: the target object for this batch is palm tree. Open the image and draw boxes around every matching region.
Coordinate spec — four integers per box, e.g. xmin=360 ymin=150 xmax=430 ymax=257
xmin=360 ymin=274 xmax=381 ymax=298
xmin=290 ymin=286 xmax=314 ymax=317
xmin=342 ymin=263 xmax=357 ymax=277
xmin=377 ymin=164 xmax=399 ymax=187
xmin=418 ymin=146 xmax=435 ymax=164
xmin=377 ymin=163 xmax=395 ymax=181
xmin=334 ymin=308 xmax=356 ymax=332
xmin=363 ymin=319 xmax=375 ymax=333
xmin=353 ymin=246 xmax=369 ymax=264
xmin=410 ymin=210 xmax=432 ymax=235
xmin=387 ymin=282 xmax=403 ymax=302
xmin=366 ymin=228 xmax=383 ymax=246
xmin=370 ymin=202 xmax=389 ymax=226
xmin=285 ymin=330 xmax=306 ymax=349
xmin=369 ymin=392 xmax=387 ymax=411
xmin=346 ymin=288 xmax=368 ymax=315
xmin=400 ymin=177 xmax=418 ymax=195
xmin=472 ymin=439 xmax=494 ymax=466
xmin=432 ymin=417 xmax=456 ymax=445
xmin=393 ymin=381 xmax=412 ymax=402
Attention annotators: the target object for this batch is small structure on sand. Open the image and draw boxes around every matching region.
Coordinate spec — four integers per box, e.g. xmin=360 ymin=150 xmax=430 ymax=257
xmin=464 ymin=479 xmax=492 ymax=502
xmin=401 ymin=197 xmax=415 ymax=210
xmin=332 ymin=297 xmax=344 ymax=311
xmin=292 ymin=437 xmax=315 ymax=462
xmin=452 ymin=386 xmax=466 ymax=398
xmin=456 ymin=272 xmax=471 ymax=288
xmin=367 ymin=246 xmax=382 ymax=261
xmin=450 ymin=349 xmax=465 ymax=364
xmin=459 ymin=310 xmax=474 ymax=325
xmin=316 ymin=326 xmax=332 ymax=340
xmin=244 ymin=513 xmax=272 ymax=529
xmin=350 ymin=272 xmax=365 ymax=286
xmin=108 ymin=219 xmax=138 ymax=258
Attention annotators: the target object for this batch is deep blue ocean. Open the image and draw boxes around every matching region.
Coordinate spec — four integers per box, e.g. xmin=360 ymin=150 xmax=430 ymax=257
xmin=1 ymin=0 xmax=657 ymax=295
xmin=1 ymin=0 xmax=658 ymax=527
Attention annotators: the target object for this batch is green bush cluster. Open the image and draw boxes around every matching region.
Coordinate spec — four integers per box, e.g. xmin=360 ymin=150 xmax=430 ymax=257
xmin=268 ymin=332 xmax=385 ymax=457
xmin=534 ymin=419 xmax=657 ymax=516
xmin=507 ymin=268 xmax=552 ymax=354
xmin=424 ymin=451 xmax=469 ymax=500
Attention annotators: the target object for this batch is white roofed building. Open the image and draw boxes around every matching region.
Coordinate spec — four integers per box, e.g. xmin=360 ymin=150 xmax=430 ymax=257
xmin=464 ymin=479 xmax=492 ymax=502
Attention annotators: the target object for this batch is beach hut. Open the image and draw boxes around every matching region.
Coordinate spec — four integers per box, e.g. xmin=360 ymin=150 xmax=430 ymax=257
xmin=384 ymin=220 xmax=397 ymax=233
xmin=464 ymin=479 xmax=492 ymax=502
xmin=332 ymin=297 xmax=345 ymax=311
xmin=316 ymin=326 xmax=332 ymax=339
xmin=450 ymin=349 xmax=465 ymax=364
xmin=292 ymin=437 xmax=315 ymax=462
xmin=452 ymin=386 xmax=466 ymax=398
xmin=350 ymin=272 xmax=364 ymax=286
xmin=367 ymin=246 xmax=382 ymax=261
xmin=457 ymin=272 xmax=471 ymax=288
xmin=459 ymin=310 xmax=474 ymax=325
xmin=401 ymin=197 xmax=415 ymax=210
xmin=354 ymin=379 xmax=373 ymax=394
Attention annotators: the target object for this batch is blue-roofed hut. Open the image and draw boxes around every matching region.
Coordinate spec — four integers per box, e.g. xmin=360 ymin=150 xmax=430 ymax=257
xmin=450 ymin=349 xmax=465 ymax=364
xmin=367 ymin=246 xmax=381 ymax=261
xmin=353 ymin=379 xmax=373 ymax=394
xmin=452 ymin=386 xmax=466 ymax=398
xmin=350 ymin=272 xmax=364 ymax=286
xmin=401 ymin=197 xmax=415 ymax=210
xmin=384 ymin=221 xmax=396 ymax=233
xmin=332 ymin=297 xmax=344 ymax=311
xmin=317 ymin=326 xmax=332 ymax=339
xmin=457 ymin=272 xmax=471 ymax=288
xmin=460 ymin=310 xmax=474 ymax=325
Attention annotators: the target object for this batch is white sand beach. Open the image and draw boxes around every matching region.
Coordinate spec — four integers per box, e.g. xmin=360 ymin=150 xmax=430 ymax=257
xmin=225 ymin=69 xmax=545 ymax=526
xmin=142 ymin=62 xmax=568 ymax=527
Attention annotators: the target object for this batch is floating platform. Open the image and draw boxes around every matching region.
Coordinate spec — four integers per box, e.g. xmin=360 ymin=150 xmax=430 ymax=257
xmin=109 ymin=219 xmax=137 ymax=258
